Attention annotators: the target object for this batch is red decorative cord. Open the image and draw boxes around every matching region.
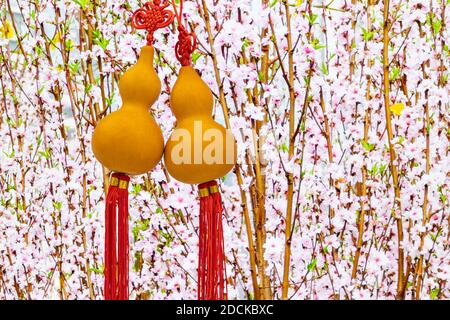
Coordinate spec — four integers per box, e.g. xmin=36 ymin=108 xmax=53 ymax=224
xmin=116 ymin=176 xmax=130 ymax=300
xmin=104 ymin=172 xmax=130 ymax=300
xmin=171 ymin=0 xmax=197 ymax=66
xmin=104 ymin=177 xmax=118 ymax=300
xmin=132 ymin=0 xmax=175 ymax=45
xmin=175 ymin=25 xmax=197 ymax=66
xmin=198 ymin=181 xmax=227 ymax=300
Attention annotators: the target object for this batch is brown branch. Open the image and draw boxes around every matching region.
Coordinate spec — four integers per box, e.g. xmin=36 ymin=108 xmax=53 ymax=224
xmin=382 ymin=0 xmax=405 ymax=299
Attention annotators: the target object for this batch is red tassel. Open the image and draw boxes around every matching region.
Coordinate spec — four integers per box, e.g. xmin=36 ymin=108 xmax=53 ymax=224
xmin=104 ymin=177 xmax=118 ymax=300
xmin=104 ymin=173 xmax=130 ymax=300
xmin=198 ymin=181 xmax=227 ymax=300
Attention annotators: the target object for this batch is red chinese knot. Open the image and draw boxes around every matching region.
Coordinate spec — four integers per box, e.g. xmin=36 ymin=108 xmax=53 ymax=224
xmin=175 ymin=25 xmax=197 ymax=66
xmin=131 ymin=0 xmax=175 ymax=45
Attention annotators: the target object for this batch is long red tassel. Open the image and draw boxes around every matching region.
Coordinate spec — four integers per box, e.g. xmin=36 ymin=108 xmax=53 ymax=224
xmin=104 ymin=172 xmax=130 ymax=300
xmin=198 ymin=180 xmax=227 ymax=300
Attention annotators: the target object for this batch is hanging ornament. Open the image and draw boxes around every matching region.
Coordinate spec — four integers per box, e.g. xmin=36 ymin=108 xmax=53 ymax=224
xmin=164 ymin=1 xmax=237 ymax=300
xmin=91 ymin=1 xmax=174 ymax=300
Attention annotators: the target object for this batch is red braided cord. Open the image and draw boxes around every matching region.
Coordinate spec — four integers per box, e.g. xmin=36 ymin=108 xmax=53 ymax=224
xmin=171 ymin=0 xmax=197 ymax=66
xmin=175 ymin=25 xmax=197 ymax=66
xmin=132 ymin=0 xmax=175 ymax=45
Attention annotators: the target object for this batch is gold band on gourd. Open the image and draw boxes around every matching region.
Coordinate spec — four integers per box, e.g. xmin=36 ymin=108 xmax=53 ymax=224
xmin=119 ymin=179 xmax=129 ymax=189
xmin=209 ymin=185 xmax=219 ymax=194
xmin=199 ymin=187 xmax=210 ymax=198
xmin=110 ymin=176 xmax=128 ymax=189
xmin=110 ymin=177 xmax=119 ymax=187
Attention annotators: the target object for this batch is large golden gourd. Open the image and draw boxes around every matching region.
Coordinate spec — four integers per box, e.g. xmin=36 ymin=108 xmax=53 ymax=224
xmin=164 ymin=66 xmax=237 ymax=184
xmin=92 ymin=46 xmax=164 ymax=175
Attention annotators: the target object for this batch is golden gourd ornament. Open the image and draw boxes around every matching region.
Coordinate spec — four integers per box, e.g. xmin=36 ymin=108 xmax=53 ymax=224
xmin=92 ymin=46 xmax=164 ymax=175
xmin=164 ymin=1 xmax=237 ymax=300
xmin=91 ymin=1 xmax=174 ymax=300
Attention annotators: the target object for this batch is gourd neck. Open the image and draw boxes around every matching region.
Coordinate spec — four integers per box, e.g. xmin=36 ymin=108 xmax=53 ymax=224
xmin=137 ymin=45 xmax=156 ymax=66
xmin=121 ymin=102 xmax=152 ymax=111
xmin=170 ymin=66 xmax=213 ymax=120
xmin=178 ymin=65 xmax=196 ymax=77
xmin=117 ymin=45 xmax=161 ymax=108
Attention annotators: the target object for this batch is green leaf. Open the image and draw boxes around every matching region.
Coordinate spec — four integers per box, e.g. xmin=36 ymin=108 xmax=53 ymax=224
xmin=72 ymin=0 xmax=90 ymax=9
xmin=68 ymin=61 xmax=80 ymax=74
xmin=6 ymin=117 xmax=15 ymax=127
xmin=300 ymin=121 xmax=306 ymax=132
xmin=53 ymin=201 xmax=62 ymax=210
xmin=96 ymin=37 xmax=110 ymax=50
xmin=39 ymin=148 xmax=51 ymax=159
xmin=304 ymin=76 xmax=310 ymax=86
xmin=160 ymin=229 xmax=174 ymax=247
xmin=442 ymin=73 xmax=448 ymax=85
xmin=361 ymin=140 xmax=375 ymax=152
xmin=432 ymin=19 xmax=442 ymax=35
xmin=430 ymin=229 xmax=441 ymax=242
xmin=322 ymin=262 xmax=329 ymax=275
xmin=379 ymin=163 xmax=387 ymax=175
xmin=320 ymin=61 xmax=328 ymax=75
xmin=430 ymin=288 xmax=439 ymax=300
xmin=132 ymin=219 xmax=149 ymax=240
xmin=191 ymin=51 xmax=202 ymax=64
xmin=131 ymin=184 xmax=142 ymax=196
xmin=307 ymin=258 xmax=317 ymax=271
xmin=65 ymin=39 xmax=73 ymax=51
xmin=440 ymin=192 xmax=447 ymax=204
xmin=390 ymin=66 xmax=401 ymax=81
xmin=242 ymin=38 xmax=250 ymax=50
xmin=314 ymin=44 xmax=326 ymax=50
xmin=269 ymin=0 xmax=278 ymax=7
xmin=258 ymin=71 xmax=264 ymax=81
xmin=89 ymin=265 xmax=104 ymax=275
xmin=37 ymin=86 xmax=45 ymax=95
xmin=133 ymin=251 xmax=143 ymax=272
xmin=105 ymin=96 xmax=114 ymax=107
xmin=92 ymin=29 xmax=110 ymax=50
xmin=311 ymin=38 xmax=325 ymax=50
xmin=361 ymin=27 xmax=375 ymax=41
xmin=369 ymin=163 xmax=378 ymax=176
xmin=304 ymin=13 xmax=318 ymax=25
xmin=85 ymin=83 xmax=93 ymax=94
xmin=36 ymin=45 xmax=43 ymax=56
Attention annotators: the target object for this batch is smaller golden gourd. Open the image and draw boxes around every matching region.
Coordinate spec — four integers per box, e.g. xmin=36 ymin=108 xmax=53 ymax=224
xmin=164 ymin=66 xmax=237 ymax=184
xmin=92 ymin=46 xmax=164 ymax=175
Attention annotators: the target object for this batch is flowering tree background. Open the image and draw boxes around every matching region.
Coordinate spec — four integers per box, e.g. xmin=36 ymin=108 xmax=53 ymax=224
xmin=0 ymin=0 xmax=449 ymax=300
